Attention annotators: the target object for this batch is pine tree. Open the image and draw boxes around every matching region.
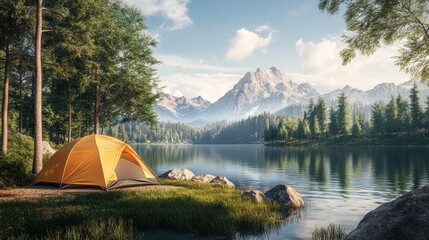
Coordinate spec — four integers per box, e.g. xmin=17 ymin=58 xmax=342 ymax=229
xmin=385 ymin=96 xmax=398 ymax=133
xmin=397 ymin=95 xmax=411 ymax=132
xmin=307 ymin=99 xmax=315 ymax=133
xmin=316 ymin=97 xmax=327 ymax=134
xmin=336 ymin=93 xmax=351 ymax=135
xmin=351 ymin=109 xmax=362 ymax=136
xmin=409 ymin=83 xmax=423 ymax=132
xmin=313 ymin=117 xmax=321 ymax=137
xmin=371 ymin=101 xmax=385 ymax=135
xmin=297 ymin=119 xmax=310 ymax=139
xmin=329 ymin=107 xmax=338 ymax=136
xmin=0 ymin=0 xmax=34 ymax=153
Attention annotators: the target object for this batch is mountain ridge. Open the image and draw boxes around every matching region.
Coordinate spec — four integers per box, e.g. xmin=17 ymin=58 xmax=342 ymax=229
xmin=156 ymin=67 xmax=429 ymax=123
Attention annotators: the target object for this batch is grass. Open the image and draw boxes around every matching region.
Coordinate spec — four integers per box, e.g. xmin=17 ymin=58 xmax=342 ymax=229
xmin=311 ymin=224 xmax=348 ymax=240
xmin=0 ymin=180 xmax=291 ymax=239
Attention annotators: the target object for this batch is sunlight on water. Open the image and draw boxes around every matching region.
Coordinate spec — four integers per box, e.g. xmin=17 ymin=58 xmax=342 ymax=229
xmin=134 ymin=144 xmax=429 ymax=239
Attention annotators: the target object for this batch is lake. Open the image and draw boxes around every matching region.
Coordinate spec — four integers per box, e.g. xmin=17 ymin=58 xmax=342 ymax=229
xmin=133 ymin=144 xmax=429 ymax=239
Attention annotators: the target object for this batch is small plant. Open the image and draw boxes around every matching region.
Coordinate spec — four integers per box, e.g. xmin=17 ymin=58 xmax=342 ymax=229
xmin=311 ymin=224 xmax=347 ymax=240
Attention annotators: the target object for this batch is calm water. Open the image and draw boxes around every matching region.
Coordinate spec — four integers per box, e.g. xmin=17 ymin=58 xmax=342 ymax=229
xmin=134 ymin=144 xmax=429 ymax=239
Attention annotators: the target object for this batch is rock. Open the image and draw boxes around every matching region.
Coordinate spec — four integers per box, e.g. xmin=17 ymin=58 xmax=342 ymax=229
xmin=210 ymin=176 xmax=235 ymax=188
xmin=345 ymin=185 xmax=429 ymax=240
xmin=42 ymin=141 xmax=56 ymax=154
xmin=265 ymin=184 xmax=304 ymax=208
xmin=191 ymin=174 xmax=216 ymax=183
xmin=158 ymin=169 xmax=195 ymax=181
xmin=242 ymin=190 xmax=266 ymax=203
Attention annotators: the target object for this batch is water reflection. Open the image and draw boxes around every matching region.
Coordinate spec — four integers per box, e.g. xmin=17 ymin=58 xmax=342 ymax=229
xmin=136 ymin=145 xmax=429 ymax=194
xmin=135 ymin=144 xmax=429 ymax=239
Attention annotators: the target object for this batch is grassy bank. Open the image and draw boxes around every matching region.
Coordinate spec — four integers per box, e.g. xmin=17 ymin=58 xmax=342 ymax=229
xmin=267 ymin=132 xmax=429 ymax=147
xmin=0 ymin=180 xmax=291 ymax=239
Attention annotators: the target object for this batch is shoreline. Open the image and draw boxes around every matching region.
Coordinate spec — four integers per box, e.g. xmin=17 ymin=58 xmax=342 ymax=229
xmin=265 ymin=132 xmax=429 ymax=147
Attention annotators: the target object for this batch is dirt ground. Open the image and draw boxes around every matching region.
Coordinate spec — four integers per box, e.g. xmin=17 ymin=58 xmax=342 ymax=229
xmin=0 ymin=184 xmax=183 ymax=202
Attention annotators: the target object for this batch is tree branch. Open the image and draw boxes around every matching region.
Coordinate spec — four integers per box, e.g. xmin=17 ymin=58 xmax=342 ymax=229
xmin=401 ymin=2 xmax=429 ymax=41
xmin=42 ymin=7 xmax=65 ymax=18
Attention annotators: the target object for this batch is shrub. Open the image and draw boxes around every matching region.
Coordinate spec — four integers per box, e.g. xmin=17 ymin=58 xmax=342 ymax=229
xmin=0 ymin=133 xmax=34 ymax=188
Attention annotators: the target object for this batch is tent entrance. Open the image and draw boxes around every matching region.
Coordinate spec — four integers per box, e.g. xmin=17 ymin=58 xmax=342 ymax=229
xmin=115 ymin=157 xmax=147 ymax=179
xmin=107 ymin=155 xmax=158 ymax=189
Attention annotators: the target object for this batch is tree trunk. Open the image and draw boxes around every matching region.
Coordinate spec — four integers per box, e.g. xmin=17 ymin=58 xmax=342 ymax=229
xmin=94 ymin=82 xmax=99 ymax=134
xmin=19 ymin=73 xmax=23 ymax=134
xmin=33 ymin=0 xmax=43 ymax=174
xmin=1 ymin=41 xmax=11 ymax=154
xmin=68 ymin=105 xmax=72 ymax=142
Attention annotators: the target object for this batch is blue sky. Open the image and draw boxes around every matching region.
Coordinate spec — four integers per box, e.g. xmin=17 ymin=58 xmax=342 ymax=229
xmin=124 ymin=0 xmax=410 ymax=102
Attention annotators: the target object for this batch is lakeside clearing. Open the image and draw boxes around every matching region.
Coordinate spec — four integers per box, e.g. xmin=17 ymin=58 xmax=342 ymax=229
xmin=0 ymin=180 xmax=290 ymax=239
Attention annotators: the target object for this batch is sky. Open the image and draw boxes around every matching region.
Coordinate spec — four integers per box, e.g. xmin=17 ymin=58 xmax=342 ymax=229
xmin=123 ymin=0 xmax=411 ymax=102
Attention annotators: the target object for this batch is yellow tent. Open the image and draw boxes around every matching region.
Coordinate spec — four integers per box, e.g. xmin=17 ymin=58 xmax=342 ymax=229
xmin=35 ymin=134 xmax=158 ymax=190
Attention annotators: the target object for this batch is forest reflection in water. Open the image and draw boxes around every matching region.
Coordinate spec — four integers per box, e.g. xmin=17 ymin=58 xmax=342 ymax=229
xmin=136 ymin=144 xmax=429 ymax=194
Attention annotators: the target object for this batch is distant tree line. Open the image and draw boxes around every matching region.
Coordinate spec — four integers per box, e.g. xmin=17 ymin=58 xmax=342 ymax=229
xmin=106 ymin=114 xmax=270 ymax=144
xmin=266 ymin=83 xmax=429 ymax=143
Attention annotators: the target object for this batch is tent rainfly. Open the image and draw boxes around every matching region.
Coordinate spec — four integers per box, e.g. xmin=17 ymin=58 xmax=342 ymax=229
xmin=35 ymin=134 xmax=159 ymax=190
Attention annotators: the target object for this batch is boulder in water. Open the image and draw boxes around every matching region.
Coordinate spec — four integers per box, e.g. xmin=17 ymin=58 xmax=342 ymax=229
xmin=265 ymin=184 xmax=304 ymax=208
xmin=345 ymin=185 xmax=429 ymax=240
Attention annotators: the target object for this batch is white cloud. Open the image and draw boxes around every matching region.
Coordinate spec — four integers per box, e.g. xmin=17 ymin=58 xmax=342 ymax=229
xmin=160 ymin=72 xmax=241 ymax=102
xmin=255 ymin=24 xmax=271 ymax=32
xmin=292 ymin=38 xmax=410 ymax=93
xmin=225 ymin=28 xmax=273 ymax=61
xmin=156 ymin=54 xmax=247 ymax=101
xmin=124 ymin=0 xmax=192 ymax=30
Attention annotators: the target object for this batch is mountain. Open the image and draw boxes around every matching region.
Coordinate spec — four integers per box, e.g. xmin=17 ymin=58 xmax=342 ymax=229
xmin=201 ymin=67 xmax=319 ymax=120
xmin=154 ymin=94 xmax=211 ymax=122
xmin=154 ymin=67 xmax=429 ymax=123
xmin=323 ymin=79 xmax=429 ymax=106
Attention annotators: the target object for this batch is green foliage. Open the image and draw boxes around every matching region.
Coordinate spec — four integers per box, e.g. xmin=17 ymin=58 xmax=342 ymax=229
xmin=409 ymin=83 xmax=423 ymax=131
xmin=0 ymin=132 xmax=34 ymax=188
xmin=0 ymin=181 xmax=287 ymax=238
xmin=311 ymin=224 xmax=347 ymax=240
xmin=316 ymin=97 xmax=328 ymax=134
xmin=0 ymin=0 xmax=160 ymax=146
xmin=371 ymin=101 xmax=386 ymax=135
xmin=397 ymin=95 xmax=411 ymax=132
xmin=385 ymin=96 xmax=399 ymax=133
xmin=319 ymin=0 xmax=429 ymax=84
xmin=107 ymin=114 xmax=272 ymax=144
xmin=268 ymin=85 xmax=429 ymax=145
xmin=336 ymin=93 xmax=351 ymax=135
xmin=351 ymin=110 xmax=362 ymax=135
xmin=297 ymin=119 xmax=311 ymax=138
xmin=329 ymin=107 xmax=338 ymax=135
